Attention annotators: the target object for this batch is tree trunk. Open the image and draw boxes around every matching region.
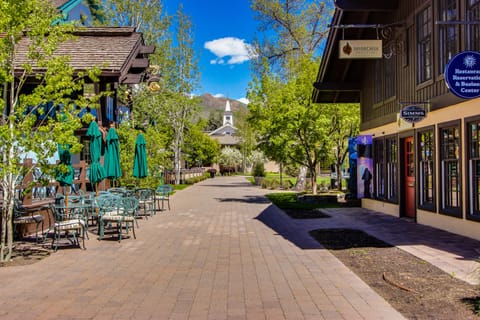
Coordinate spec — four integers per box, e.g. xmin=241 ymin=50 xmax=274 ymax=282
xmin=295 ymin=166 xmax=307 ymax=191
xmin=335 ymin=162 xmax=342 ymax=191
xmin=310 ymin=168 xmax=317 ymax=195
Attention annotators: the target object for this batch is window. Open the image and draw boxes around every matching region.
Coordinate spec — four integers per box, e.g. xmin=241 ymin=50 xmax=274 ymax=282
xmin=417 ymin=128 xmax=435 ymax=211
xmin=374 ymin=139 xmax=385 ymax=199
xmin=439 ymin=122 xmax=462 ymax=216
xmin=467 ymin=118 xmax=480 ymax=219
xmin=372 ymin=136 xmax=398 ymax=202
xmin=385 ymin=136 xmax=398 ymax=201
xmin=467 ymin=0 xmax=480 ymax=51
xmin=417 ymin=6 xmax=432 ymax=84
xmin=438 ymin=0 xmax=458 ymax=74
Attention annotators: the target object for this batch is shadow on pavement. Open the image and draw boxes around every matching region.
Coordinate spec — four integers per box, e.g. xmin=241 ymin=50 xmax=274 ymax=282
xmin=255 ymin=205 xmax=322 ymax=250
xmin=216 ymin=196 xmax=270 ymax=204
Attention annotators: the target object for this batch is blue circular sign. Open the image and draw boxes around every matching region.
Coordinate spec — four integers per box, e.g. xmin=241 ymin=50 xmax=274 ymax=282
xmin=445 ymin=51 xmax=480 ymax=99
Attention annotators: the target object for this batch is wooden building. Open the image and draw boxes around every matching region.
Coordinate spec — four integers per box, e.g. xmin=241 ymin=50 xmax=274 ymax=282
xmin=313 ymin=0 xmax=480 ymax=240
xmin=14 ymin=1 xmax=154 ymax=195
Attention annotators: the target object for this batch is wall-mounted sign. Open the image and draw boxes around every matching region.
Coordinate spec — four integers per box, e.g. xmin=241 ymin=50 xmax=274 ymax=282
xmin=400 ymin=105 xmax=426 ymax=123
xmin=445 ymin=51 xmax=480 ymax=99
xmin=339 ymin=40 xmax=383 ymax=59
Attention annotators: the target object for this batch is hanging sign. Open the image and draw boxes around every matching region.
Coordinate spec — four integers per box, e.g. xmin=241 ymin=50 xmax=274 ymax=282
xmin=339 ymin=40 xmax=383 ymax=59
xmin=400 ymin=105 xmax=426 ymax=123
xmin=445 ymin=51 xmax=480 ymax=99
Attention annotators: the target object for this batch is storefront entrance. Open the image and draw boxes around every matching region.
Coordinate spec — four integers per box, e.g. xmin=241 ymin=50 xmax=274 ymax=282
xmin=403 ymin=136 xmax=416 ymax=218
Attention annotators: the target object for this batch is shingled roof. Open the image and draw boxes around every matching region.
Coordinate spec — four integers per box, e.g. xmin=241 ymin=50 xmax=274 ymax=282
xmin=14 ymin=27 xmax=154 ymax=84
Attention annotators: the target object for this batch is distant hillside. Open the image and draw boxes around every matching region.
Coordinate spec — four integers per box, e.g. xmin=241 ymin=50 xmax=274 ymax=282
xmin=197 ymin=93 xmax=248 ymax=118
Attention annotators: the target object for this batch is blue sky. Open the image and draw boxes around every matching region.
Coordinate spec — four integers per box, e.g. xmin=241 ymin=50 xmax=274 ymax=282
xmin=164 ymin=0 xmax=258 ymax=103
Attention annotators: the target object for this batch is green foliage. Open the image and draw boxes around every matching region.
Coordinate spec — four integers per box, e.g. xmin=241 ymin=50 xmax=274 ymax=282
xmin=0 ymin=0 xmax=102 ymax=261
xmin=183 ymin=124 xmax=220 ymax=167
xmin=266 ymin=192 xmax=330 ymax=210
xmin=250 ymin=0 xmax=333 ymax=73
xmin=116 ymin=123 xmax=169 ymax=189
xmin=102 ymin=2 xmax=200 ymax=185
xmin=184 ymin=173 xmax=210 ymax=185
xmin=252 ymin=162 xmax=266 ymax=177
xmin=205 ymin=110 xmax=223 ymax=131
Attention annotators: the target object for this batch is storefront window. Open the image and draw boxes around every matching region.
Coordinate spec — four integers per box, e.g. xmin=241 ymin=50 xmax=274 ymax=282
xmin=386 ymin=136 xmax=398 ymax=202
xmin=467 ymin=118 xmax=480 ymax=219
xmin=418 ymin=128 xmax=435 ymax=211
xmin=374 ymin=139 xmax=385 ymax=199
xmin=439 ymin=122 xmax=461 ymax=217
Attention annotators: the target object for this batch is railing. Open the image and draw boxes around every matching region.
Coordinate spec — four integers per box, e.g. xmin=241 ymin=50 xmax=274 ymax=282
xmin=19 ymin=159 xmax=102 ymax=205
xmin=164 ymin=167 xmax=205 ymax=184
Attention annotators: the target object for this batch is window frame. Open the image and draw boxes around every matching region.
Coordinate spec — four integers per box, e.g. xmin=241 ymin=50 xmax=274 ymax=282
xmin=466 ymin=0 xmax=480 ymax=51
xmin=465 ymin=116 xmax=480 ymax=222
xmin=417 ymin=126 xmax=436 ymax=212
xmin=437 ymin=0 xmax=459 ymax=76
xmin=373 ymin=138 xmax=385 ymax=199
xmin=385 ymin=135 xmax=399 ymax=203
xmin=416 ymin=5 xmax=433 ymax=85
xmin=438 ymin=120 xmax=462 ymax=218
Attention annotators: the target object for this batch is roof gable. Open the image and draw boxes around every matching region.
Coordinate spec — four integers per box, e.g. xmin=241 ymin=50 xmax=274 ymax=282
xmin=14 ymin=27 xmax=154 ymax=84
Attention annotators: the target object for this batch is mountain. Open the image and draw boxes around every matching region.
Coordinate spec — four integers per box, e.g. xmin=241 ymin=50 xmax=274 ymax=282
xmin=197 ymin=93 xmax=248 ymax=118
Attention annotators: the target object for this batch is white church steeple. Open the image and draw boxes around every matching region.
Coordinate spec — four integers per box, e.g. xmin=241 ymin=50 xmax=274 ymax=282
xmin=223 ymin=100 xmax=233 ymax=126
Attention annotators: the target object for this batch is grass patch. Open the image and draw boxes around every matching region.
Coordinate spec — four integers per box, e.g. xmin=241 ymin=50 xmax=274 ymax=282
xmin=265 ymin=192 xmax=341 ymax=210
xmin=173 ymin=184 xmax=189 ymax=191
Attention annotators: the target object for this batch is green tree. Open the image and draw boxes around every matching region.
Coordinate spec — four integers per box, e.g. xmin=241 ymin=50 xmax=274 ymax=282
xmin=248 ymin=0 xmax=341 ymax=194
xmin=0 ymin=0 xmax=101 ymax=261
xmin=330 ymin=104 xmax=360 ymax=189
xmin=235 ymin=108 xmax=257 ymax=173
xmin=103 ymin=3 xmax=200 ymax=185
xmin=205 ymin=110 xmax=223 ymax=131
xmin=183 ymin=123 xmax=220 ymax=168
xmin=250 ymin=0 xmax=332 ymax=73
xmin=249 ymin=56 xmax=333 ymax=194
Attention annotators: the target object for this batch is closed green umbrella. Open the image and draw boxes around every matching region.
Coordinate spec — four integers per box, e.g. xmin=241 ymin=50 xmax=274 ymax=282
xmin=55 ymin=144 xmax=74 ymax=187
xmin=86 ymin=121 xmax=105 ymax=190
xmin=104 ymin=127 xmax=122 ymax=184
xmin=133 ymin=133 xmax=148 ymax=179
xmin=55 ymin=144 xmax=74 ymax=208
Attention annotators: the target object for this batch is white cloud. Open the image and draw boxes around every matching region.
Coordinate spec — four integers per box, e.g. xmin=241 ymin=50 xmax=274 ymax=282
xmin=204 ymin=37 xmax=254 ymax=65
xmin=213 ymin=93 xmax=225 ymax=98
xmin=237 ymin=97 xmax=249 ymax=105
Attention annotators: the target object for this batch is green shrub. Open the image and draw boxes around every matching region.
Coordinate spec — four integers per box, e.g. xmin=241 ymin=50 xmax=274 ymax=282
xmin=253 ymin=162 xmax=266 ymax=177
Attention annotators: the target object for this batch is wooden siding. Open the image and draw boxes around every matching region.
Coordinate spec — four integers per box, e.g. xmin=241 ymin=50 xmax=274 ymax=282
xmin=359 ymin=0 xmax=470 ymax=130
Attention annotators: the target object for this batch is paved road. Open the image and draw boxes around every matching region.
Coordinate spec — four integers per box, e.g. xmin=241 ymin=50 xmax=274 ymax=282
xmin=0 ymin=176 xmax=404 ymax=319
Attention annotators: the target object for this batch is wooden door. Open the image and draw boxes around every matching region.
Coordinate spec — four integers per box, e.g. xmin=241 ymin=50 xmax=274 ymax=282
xmin=404 ymin=137 xmax=415 ymax=218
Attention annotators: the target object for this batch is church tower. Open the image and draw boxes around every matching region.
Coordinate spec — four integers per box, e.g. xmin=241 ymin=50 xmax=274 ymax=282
xmin=223 ymin=100 xmax=233 ymax=127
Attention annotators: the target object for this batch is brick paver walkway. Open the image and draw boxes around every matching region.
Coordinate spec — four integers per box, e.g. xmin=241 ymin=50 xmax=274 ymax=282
xmin=0 ymin=176 xmax=404 ymax=319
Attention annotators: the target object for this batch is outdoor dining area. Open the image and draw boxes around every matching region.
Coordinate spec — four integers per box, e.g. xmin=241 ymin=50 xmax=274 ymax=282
xmin=14 ymin=179 xmax=174 ymax=251
xmin=12 ymin=120 xmax=174 ymax=251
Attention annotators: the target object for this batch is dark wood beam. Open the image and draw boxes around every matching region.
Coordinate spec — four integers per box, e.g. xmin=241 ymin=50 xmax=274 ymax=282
xmin=335 ymin=0 xmax=398 ymax=11
xmin=139 ymin=45 xmax=155 ymax=54
xmin=120 ymin=73 xmax=143 ymax=84
xmin=131 ymin=58 xmax=149 ymax=68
